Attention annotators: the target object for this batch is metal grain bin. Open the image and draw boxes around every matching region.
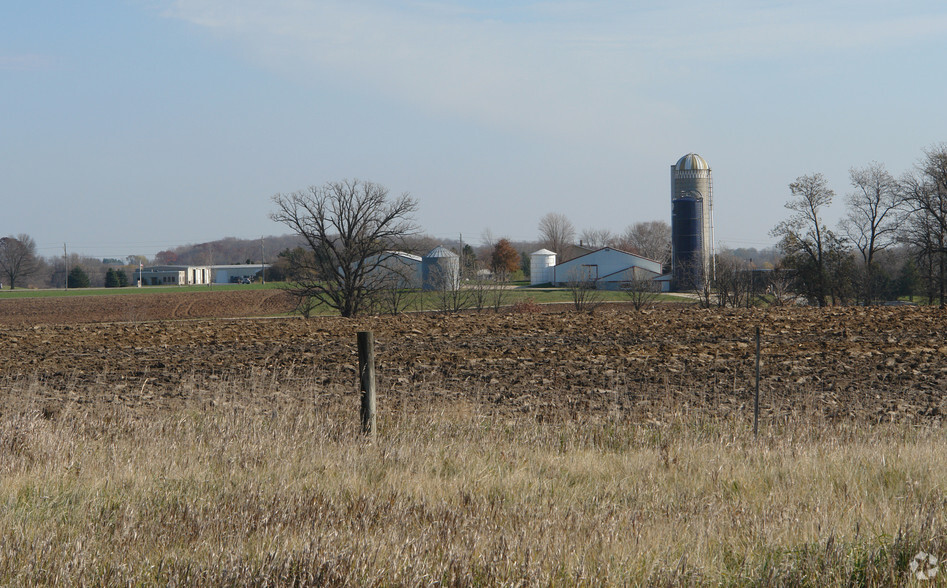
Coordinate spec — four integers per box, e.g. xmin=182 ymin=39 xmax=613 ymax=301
xmin=529 ymin=249 xmax=556 ymax=285
xmin=422 ymin=245 xmax=459 ymax=291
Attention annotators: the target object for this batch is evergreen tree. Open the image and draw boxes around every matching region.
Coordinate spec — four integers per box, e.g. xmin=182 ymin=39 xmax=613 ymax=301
xmin=104 ymin=268 xmax=119 ymax=288
xmin=67 ymin=266 xmax=90 ymax=288
xmin=116 ymin=269 xmax=129 ymax=287
xmin=897 ymin=259 xmax=920 ymax=300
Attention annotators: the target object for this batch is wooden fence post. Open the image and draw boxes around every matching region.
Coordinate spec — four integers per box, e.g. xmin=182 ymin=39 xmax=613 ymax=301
xmin=357 ymin=331 xmax=376 ymax=437
xmin=754 ymin=326 xmax=761 ymax=438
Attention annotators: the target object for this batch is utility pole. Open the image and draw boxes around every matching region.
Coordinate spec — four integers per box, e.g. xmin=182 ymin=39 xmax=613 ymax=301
xmin=261 ymin=236 xmax=265 ymax=285
xmin=63 ymin=243 xmax=68 ymax=290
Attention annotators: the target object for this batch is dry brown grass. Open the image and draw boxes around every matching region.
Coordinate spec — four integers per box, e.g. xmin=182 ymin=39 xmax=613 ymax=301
xmin=1 ymin=373 xmax=945 ymax=586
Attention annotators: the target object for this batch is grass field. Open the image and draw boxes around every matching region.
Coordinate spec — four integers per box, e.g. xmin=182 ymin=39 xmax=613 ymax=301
xmin=1 ymin=378 xmax=943 ymax=586
xmin=0 ymin=282 xmax=686 ymax=313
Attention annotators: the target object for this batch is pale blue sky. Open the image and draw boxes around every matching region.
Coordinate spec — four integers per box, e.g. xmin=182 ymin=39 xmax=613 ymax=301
xmin=3 ymin=1 xmax=945 ymax=259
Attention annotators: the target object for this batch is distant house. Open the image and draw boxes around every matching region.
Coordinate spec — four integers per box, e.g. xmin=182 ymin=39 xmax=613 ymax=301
xmin=551 ymin=247 xmax=663 ymax=291
xmin=134 ymin=265 xmax=212 ymax=286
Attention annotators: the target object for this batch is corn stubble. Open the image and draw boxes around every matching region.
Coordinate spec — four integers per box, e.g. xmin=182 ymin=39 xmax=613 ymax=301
xmin=0 ymin=374 xmax=944 ymax=586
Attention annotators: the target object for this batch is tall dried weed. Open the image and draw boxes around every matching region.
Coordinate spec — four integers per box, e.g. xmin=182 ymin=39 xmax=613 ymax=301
xmin=0 ymin=373 xmax=944 ymax=586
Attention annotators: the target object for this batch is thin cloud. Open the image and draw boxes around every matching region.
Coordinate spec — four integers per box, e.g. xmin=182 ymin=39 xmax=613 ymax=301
xmin=163 ymin=1 xmax=947 ymax=140
xmin=163 ymin=1 xmax=663 ymax=137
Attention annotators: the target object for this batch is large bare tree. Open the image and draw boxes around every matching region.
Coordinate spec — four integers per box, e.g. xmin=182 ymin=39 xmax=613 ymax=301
xmin=270 ymin=179 xmax=419 ymax=317
xmin=841 ymin=162 xmax=902 ymax=304
xmin=898 ymin=202 xmax=945 ymax=304
xmin=770 ymin=173 xmax=835 ymax=306
xmin=0 ymin=234 xmax=39 ymax=289
xmin=537 ymin=212 xmax=575 ymax=261
xmin=618 ymin=220 xmax=671 ymax=264
xmin=899 ymin=144 xmax=947 ymax=305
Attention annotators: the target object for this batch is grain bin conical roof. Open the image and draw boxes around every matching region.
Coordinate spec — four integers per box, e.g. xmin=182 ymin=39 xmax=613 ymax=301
xmin=424 ymin=245 xmax=458 ymax=259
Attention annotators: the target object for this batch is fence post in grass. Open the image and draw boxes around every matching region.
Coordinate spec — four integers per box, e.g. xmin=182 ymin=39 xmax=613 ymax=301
xmin=754 ymin=325 xmax=761 ymax=438
xmin=357 ymin=331 xmax=376 ymax=437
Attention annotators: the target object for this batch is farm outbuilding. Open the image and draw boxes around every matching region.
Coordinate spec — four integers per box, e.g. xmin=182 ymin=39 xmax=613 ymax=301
xmin=362 ymin=251 xmax=422 ymax=288
xmin=211 ymin=264 xmax=268 ymax=284
xmin=134 ymin=265 xmax=212 ymax=286
xmin=530 ymin=249 xmax=556 ymax=285
xmin=550 ymin=247 xmax=662 ymax=291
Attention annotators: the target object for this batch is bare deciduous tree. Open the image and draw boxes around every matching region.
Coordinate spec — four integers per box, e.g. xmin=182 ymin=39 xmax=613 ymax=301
xmin=712 ymin=254 xmax=745 ymax=308
xmin=841 ymin=162 xmax=902 ymax=304
xmin=538 ymin=212 xmax=575 ymax=261
xmin=0 ymin=234 xmax=39 ymax=289
xmin=566 ymin=266 xmax=602 ymax=313
xmin=467 ymin=271 xmax=491 ymax=312
xmin=618 ymin=221 xmax=671 ymax=264
xmin=579 ymin=228 xmax=615 ymax=249
xmin=767 ymin=262 xmax=796 ymax=306
xmin=621 ymin=271 xmax=661 ymax=311
xmin=429 ymin=264 xmax=467 ymax=313
xmin=676 ymin=258 xmax=713 ymax=308
xmin=770 ymin=173 xmax=835 ymax=307
xmin=270 ymin=179 xmax=419 ymax=318
xmin=364 ymin=262 xmax=419 ymax=316
xmin=899 ymin=145 xmax=947 ymax=305
xmin=898 ymin=198 xmax=945 ymax=304
xmin=712 ymin=253 xmax=764 ymax=308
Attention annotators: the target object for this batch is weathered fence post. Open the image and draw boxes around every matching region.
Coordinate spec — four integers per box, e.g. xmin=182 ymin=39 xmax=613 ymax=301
xmin=754 ymin=326 xmax=761 ymax=438
xmin=357 ymin=331 xmax=376 ymax=437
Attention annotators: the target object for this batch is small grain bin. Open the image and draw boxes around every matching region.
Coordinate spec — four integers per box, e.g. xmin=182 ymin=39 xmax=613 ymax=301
xmin=422 ymin=245 xmax=459 ymax=290
xmin=530 ymin=249 xmax=556 ymax=285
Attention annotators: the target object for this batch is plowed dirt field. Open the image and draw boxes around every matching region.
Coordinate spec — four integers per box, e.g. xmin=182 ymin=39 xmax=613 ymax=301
xmin=1 ymin=290 xmax=945 ymax=424
xmin=0 ymin=289 xmax=297 ymax=326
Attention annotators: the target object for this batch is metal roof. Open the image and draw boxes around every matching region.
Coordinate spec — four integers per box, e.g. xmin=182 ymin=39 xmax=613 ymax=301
xmin=423 ymin=245 xmax=458 ymax=259
xmin=674 ymin=153 xmax=710 ymax=171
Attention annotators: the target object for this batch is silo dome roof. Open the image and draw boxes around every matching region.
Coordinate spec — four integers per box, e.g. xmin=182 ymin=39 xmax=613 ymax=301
xmin=675 ymin=153 xmax=709 ymax=171
xmin=423 ymin=245 xmax=458 ymax=259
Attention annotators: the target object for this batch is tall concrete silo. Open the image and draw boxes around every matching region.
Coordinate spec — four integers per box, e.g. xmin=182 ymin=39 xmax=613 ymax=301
xmin=422 ymin=245 xmax=460 ymax=291
xmin=671 ymin=153 xmax=714 ymax=290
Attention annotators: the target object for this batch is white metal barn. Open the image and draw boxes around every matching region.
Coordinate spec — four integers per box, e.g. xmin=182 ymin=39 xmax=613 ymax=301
xmin=212 ymin=264 xmax=268 ymax=284
xmin=550 ymin=247 xmax=662 ymax=290
xmin=135 ymin=265 xmax=213 ymax=286
xmin=362 ymin=251 xmax=422 ymax=288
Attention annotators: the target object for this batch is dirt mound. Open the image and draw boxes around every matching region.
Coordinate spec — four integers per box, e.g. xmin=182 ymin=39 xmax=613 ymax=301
xmin=0 ymin=289 xmax=297 ymax=326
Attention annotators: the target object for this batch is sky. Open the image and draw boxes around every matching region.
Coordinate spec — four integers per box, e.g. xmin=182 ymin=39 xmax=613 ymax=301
xmin=3 ymin=1 xmax=946 ymax=260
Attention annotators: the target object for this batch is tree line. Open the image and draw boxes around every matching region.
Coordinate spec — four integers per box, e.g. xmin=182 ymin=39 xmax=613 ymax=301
xmin=0 ymin=240 xmax=148 ymax=290
xmin=768 ymin=144 xmax=947 ymax=307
